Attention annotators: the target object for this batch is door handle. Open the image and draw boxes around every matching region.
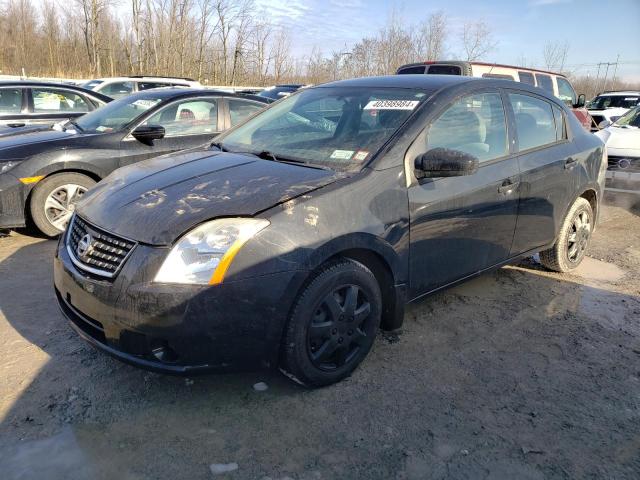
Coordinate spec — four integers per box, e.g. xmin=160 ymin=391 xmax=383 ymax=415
xmin=564 ymin=157 xmax=578 ymax=169
xmin=498 ymin=180 xmax=519 ymax=195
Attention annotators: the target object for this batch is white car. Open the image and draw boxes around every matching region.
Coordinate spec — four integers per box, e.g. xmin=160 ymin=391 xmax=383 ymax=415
xmin=587 ymin=91 xmax=640 ymax=131
xmin=80 ymin=76 xmax=202 ymax=99
xmin=596 ymin=106 xmax=640 ymax=196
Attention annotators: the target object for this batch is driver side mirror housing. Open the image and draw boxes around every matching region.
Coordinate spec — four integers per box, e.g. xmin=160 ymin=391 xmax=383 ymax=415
xmin=574 ymin=94 xmax=586 ymax=108
xmin=415 ymin=148 xmax=479 ymax=179
xmin=132 ymin=125 xmax=165 ymax=145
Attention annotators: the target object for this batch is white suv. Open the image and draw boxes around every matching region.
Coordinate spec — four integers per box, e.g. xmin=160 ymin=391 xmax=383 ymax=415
xmin=80 ymin=76 xmax=202 ymax=99
xmin=587 ymin=91 xmax=640 ymax=130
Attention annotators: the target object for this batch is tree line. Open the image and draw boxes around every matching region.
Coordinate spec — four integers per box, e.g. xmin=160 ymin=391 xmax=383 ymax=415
xmin=0 ymin=0 xmax=637 ymax=97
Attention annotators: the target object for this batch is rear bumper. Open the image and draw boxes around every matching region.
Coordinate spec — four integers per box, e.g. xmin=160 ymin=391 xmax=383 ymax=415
xmin=0 ymin=173 xmax=26 ymax=229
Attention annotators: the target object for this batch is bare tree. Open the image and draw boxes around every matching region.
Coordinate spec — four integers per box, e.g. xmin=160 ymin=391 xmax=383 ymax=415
xmin=417 ymin=11 xmax=447 ymax=61
xmin=461 ymin=20 xmax=497 ymax=61
xmin=542 ymin=40 xmax=569 ymax=72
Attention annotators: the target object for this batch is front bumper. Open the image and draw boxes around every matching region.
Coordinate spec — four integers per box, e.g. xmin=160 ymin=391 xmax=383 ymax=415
xmin=54 ymin=237 xmax=306 ymax=374
xmin=0 ymin=173 xmax=27 ymax=229
xmin=606 ymin=170 xmax=640 ymax=195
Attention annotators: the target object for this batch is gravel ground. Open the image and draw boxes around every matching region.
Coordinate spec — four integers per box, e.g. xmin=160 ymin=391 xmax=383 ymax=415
xmin=0 ymin=198 xmax=639 ymax=480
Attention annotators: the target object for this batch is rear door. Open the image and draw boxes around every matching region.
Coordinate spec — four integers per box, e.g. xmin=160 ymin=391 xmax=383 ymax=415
xmin=507 ymin=91 xmax=576 ymax=254
xmin=407 ymin=89 xmax=520 ymax=297
xmin=119 ymin=97 xmax=222 ymax=167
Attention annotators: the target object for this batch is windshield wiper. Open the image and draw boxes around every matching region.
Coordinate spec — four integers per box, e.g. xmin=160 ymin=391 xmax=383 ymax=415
xmin=248 ymin=150 xmax=331 ymax=171
xmin=66 ymin=120 xmax=84 ymax=133
xmin=211 ymin=141 xmax=228 ymax=152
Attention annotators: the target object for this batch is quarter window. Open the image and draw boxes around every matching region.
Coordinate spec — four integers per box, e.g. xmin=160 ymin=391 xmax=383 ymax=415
xmin=535 ymin=74 xmax=554 ymax=93
xmin=229 ymin=99 xmax=264 ymax=127
xmin=32 ymin=88 xmax=89 ymax=113
xmin=556 ymin=77 xmax=577 ymax=106
xmin=509 ymin=93 xmax=557 ymax=150
xmin=0 ymin=88 xmax=22 ymax=114
xmin=144 ymin=99 xmax=219 ymax=136
xmin=426 ymin=92 xmax=508 ymax=162
xmin=517 ymin=71 xmax=535 ymax=85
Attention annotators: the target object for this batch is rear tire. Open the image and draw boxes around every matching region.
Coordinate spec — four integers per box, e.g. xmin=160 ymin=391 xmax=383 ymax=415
xmin=29 ymin=173 xmax=95 ymax=237
xmin=280 ymin=259 xmax=382 ymax=387
xmin=539 ymin=197 xmax=593 ymax=272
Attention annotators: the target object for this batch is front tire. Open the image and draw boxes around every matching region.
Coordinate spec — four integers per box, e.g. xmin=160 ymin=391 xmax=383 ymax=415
xmin=539 ymin=197 xmax=593 ymax=272
xmin=280 ymin=259 xmax=382 ymax=387
xmin=29 ymin=173 xmax=95 ymax=237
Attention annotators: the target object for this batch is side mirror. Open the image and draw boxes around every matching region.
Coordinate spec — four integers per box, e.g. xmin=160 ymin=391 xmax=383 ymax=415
xmin=132 ymin=125 xmax=165 ymax=145
xmin=598 ymin=120 xmax=612 ymax=130
xmin=574 ymin=94 xmax=586 ymax=108
xmin=415 ymin=147 xmax=479 ymax=178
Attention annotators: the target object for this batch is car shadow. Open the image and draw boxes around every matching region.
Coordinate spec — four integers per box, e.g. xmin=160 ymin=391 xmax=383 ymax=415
xmin=0 ymin=227 xmax=639 ymax=479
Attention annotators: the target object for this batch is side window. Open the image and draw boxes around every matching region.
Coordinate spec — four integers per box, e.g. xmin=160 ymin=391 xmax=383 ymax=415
xmin=398 ymin=66 xmax=426 ymax=74
xmin=427 ymin=65 xmax=462 ymax=75
xmin=0 ymin=88 xmax=23 ymax=114
xmin=552 ymin=105 xmax=566 ymax=141
xmin=138 ymin=82 xmax=171 ymax=91
xmin=556 ymin=77 xmax=577 ymax=106
xmin=426 ymin=92 xmax=508 ymax=162
xmin=518 ymin=71 xmax=535 ymax=86
xmin=228 ymin=99 xmax=264 ymax=127
xmin=509 ymin=93 xmax=557 ymax=151
xmin=100 ymin=82 xmax=134 ymax=98
xmin=482 ymin=73 xmax=514 ymax=80
xmin=535 ymin=74 xmax=554 ymax=93
xmin=32 ymin=89 xmax=89 ymax=113
xmin=144 ymin=99 xmax=219 ymax=136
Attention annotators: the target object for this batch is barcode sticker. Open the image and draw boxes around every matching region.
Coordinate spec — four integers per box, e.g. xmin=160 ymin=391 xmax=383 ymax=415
xmin=363 ymin=100 xmax=419 ymax=110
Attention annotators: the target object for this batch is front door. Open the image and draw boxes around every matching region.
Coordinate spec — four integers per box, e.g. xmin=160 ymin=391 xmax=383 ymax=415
xmin=119 ymin=97 xmax=222 ymax=167
xmin=408 ymin=90 xmax=520 ymax=298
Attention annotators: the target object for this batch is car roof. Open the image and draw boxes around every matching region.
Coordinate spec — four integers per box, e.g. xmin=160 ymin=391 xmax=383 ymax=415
xmin=121 ymin=87 xmax=272 ymax=103
xmin=596 ymin=91 xmax=640 ymax=96
xmin=0 ymin=81 xmax=112 ymax=102
xmin=319 ymin=74 xmax=480 ymax=90
xmin=91 ymin=76 xmax=198 ymax=83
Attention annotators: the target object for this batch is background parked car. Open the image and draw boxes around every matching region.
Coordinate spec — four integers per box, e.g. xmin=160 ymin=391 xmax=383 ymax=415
xmin=587 ymin=91 xmax=640 ymax=130
xmin=0 ymin=81 xmax=111 ymax=128
xmin=596 ymin=105 xmax=640 ymax=200
xmin=396 ymin=60 xmax=591 ymax=131
xmin=257 ymin=84 xmax=308 ymax=100
xmin=0 ymin=88 xmax=270 ymax=236
xmin=80 ymin=76 xmax=202 ymax=99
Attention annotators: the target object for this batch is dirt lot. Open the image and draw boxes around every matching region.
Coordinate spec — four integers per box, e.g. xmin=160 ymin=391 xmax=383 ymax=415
xmin=0 ymin=198 xmax=639 ymax=480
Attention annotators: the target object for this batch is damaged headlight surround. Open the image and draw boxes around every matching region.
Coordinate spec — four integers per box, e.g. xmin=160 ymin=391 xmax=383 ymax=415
xmin=0 ymin=161 xmax=20 ymax=175
xmin=154 ymin=218 xmax=270 ymax=285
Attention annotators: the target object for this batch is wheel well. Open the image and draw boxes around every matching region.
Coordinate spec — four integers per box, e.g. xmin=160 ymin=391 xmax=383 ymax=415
xmin=580 ymin=189 xmax=598 ymax=219
xmin=330 ymin=248 xmax=403 ymax=331
xmin=23 ymin=169 xmax=102 ymax=222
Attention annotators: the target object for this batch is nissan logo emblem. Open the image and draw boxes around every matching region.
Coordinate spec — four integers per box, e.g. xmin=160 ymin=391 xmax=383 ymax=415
xmin=76 ymin=234 xmax=94 ymax=258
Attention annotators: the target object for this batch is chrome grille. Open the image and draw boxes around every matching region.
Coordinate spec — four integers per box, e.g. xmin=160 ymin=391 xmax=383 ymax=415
xmin=608 ymin=156 xmax=640 ymax=173
xmin=66 ymin=215 xmax=136 ymax=278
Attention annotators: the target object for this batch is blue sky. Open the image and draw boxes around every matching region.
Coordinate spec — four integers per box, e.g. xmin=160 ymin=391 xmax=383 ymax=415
xmin=256 ymin=0 xmax=640 ymax=81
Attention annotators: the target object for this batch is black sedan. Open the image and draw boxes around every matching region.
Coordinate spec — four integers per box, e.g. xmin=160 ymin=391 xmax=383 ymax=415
xmin=0 ymin=81 xmax=112 ymax=129
xmin=54 ymin=75 xmax=605 ymax=387
xmin=0 ymin=88 xmax=270 ymax=236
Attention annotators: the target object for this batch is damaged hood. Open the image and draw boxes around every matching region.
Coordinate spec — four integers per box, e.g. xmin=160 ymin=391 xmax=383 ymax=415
xmin=77 ymin=149 xmax=342 ymax=245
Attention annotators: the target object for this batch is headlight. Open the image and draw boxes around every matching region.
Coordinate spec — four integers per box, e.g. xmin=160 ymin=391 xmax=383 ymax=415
xmin=154 ymin=218 xmax=269 ymax=285
xmin=0 ymin=161 xmax=20 ymax=174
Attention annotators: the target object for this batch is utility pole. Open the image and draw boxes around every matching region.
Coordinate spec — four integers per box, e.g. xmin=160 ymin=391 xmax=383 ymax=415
xmin=611 ymin=54 xmax=620 ymax=86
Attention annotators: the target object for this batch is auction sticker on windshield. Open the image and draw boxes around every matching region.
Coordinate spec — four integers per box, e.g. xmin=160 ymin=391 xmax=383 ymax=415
xmin=364 ymin=100 xmax=419 ymax=110
xmin=330 ymin=150 xmax=354 ymax=160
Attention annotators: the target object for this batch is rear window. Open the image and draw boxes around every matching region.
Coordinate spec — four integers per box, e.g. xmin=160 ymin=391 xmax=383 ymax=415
xmin=427 ymin=65 xmax=462 ymax=75
xmin=518 ymin=72 xmax=535 ymax=85
xmin=535 ymin=74 xmax=554 ymax=93
xmin=398 ymin=66 xmax=426 ymax=74
xmin=0 ymin=88 xmax=22 ymax=114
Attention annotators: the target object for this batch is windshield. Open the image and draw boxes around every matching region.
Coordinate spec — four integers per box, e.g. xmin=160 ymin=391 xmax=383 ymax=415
xmin=588 ymin=95 xmax=640 ymax=110
xmin=81 ymin=80 xmax=103 ymax=90
xmin=74 ymin=96 xmax=162 ymax=133
xmin=614 ymin=106 xmax=640 ymax=128
xmin=219 ymin=86 xmax=427 ymax=171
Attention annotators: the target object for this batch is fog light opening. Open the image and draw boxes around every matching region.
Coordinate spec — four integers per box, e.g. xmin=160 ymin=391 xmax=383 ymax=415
xmin=150 ymin=340 xmax=179 ymax=364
